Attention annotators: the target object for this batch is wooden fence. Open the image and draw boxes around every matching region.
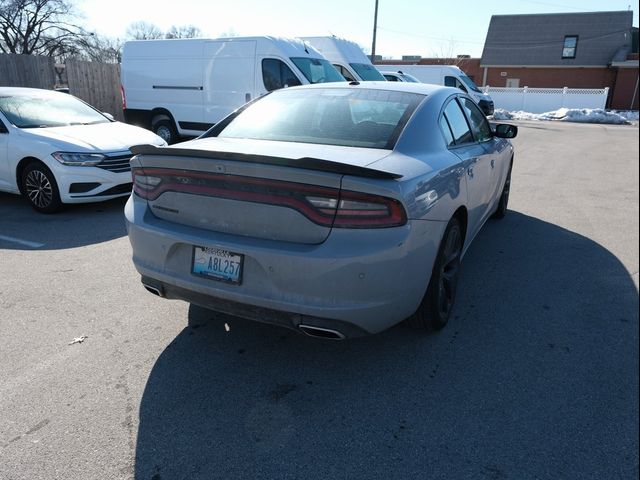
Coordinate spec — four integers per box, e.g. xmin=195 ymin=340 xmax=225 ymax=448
xmin=66 ymin=60 xmax=123 ymax=121
xmin=0 ymin=54 xmax=124 ymax=121
xmin=0 ymin=54 xmax=56 ymax=89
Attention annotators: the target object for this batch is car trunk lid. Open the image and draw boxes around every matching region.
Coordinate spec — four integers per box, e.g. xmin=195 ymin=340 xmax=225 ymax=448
xmin=130 ymin=139 xmax=401 ymax=245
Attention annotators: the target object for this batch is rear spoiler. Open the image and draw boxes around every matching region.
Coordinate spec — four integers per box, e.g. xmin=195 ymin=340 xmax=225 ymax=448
xmin=130 ymin=144 xmax=402 ymax=180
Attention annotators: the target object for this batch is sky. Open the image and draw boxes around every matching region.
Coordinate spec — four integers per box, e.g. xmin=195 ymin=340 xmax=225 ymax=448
xmin=77 ymin=0 xmax=639 ymax=59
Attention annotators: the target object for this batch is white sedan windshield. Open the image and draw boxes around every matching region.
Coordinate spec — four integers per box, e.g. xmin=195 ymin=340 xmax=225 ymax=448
xmin=0 ymin=93 xmax=109 ymax=128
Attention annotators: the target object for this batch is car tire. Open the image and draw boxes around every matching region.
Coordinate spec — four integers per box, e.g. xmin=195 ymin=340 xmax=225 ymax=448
xmin=152 ymin=118 xmax=178 ymax=144
xmin=492 ymin=162 xmax=512 ymax=220
xmin=408 ymin=217 xmax=463 ymax=331
xmin=21 ymin=161 xmax=63 ymax=213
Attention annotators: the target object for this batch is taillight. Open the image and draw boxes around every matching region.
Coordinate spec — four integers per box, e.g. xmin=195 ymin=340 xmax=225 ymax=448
xmin=120 ymin=85 xmax=126 ymax=110
xmin=132 ymin=167 xmax=406 ymax=228
xmin=306 ymin=191 xmax=406 ymax=227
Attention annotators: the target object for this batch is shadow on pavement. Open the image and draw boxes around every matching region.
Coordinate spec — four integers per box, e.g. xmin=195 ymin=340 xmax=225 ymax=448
xmin=134 ymin=211 xmax=639 ymax=480
xmin=0 ymin=192 xmax=128 ymax=250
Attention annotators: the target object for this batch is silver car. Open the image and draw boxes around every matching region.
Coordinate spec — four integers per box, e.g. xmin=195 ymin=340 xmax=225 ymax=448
xmin=125 ymin=82 xmax=517 ymax=339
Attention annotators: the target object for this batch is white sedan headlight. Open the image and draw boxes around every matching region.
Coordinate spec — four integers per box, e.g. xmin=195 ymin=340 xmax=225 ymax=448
xmin=51 ymin=152 xmax=106 ymax=166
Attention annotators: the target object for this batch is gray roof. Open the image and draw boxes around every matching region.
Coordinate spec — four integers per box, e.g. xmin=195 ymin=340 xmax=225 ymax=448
xmin=480 ymin=11 xmax=634 ymax=66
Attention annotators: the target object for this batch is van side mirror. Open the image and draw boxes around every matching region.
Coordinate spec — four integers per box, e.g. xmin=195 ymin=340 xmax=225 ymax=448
xmin=493 ymin=123 xmax=518 ymax=139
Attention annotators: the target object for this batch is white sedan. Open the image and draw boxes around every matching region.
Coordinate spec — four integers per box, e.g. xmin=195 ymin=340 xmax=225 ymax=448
xmin=0 ymin=87 xmax=165 ymax=212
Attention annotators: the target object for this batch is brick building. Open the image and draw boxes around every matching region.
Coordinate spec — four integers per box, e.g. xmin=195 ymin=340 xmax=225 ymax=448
xmin=480 ymin=11 xmax=638 ymax=110
xmin=375 ymin=11 xmax=638 ymax=110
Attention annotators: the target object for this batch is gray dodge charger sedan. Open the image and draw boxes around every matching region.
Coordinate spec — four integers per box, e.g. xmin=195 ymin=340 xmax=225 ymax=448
xmin=125 ymin=82 xmax=517 ymax=339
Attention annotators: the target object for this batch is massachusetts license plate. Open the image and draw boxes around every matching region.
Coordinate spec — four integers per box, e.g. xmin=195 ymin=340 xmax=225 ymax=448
xmin=192 ymin=246 xmax=243 ymax=284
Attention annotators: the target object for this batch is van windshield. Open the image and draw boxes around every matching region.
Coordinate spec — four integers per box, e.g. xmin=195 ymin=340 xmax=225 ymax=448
xmin=460 ymin=75 xmax=481 ymax=93
xmin=290 ymin=58 xmax=345 ymax=84
xmin=349 ymin=63 xmax=386 ymax=81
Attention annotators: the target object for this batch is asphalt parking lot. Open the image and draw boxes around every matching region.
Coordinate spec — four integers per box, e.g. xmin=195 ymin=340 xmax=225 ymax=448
xmin=1 ymin=120 xmax=638 ymax=480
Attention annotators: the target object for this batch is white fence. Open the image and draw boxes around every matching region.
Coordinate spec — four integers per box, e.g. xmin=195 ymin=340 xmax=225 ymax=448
xmin=483 ymin=86 xmax=609 ymax=113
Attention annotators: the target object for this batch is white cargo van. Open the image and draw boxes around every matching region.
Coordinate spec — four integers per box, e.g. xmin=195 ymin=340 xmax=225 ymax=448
xmin=377 ymin=64 xmax=494 ymax=115
xmin=121 ymin=36 xmax=344 ymax=143
xmin=300 ymin=36 xmax=386 ymax=82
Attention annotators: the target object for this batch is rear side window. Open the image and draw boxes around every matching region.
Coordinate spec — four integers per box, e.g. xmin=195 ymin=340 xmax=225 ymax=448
xmin=459 ymin=97 xmax=492 ymax=142
xmin=442 ymin=100 xmax=473 ymax=145
xmin=439 ymin=116 xmax=455 ymax=147
xmin=262 ymin=59 xmax=301 ymax=92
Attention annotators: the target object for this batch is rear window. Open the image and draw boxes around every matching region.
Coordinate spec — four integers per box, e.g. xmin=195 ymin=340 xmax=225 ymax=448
xmin=215 ymin=88 xmax=423 ymax=149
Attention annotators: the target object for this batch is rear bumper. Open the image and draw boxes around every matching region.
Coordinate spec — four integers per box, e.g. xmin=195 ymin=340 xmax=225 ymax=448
xmin=125 ymin=195 xmax=446 ymax=336
xmin=140 ymin=275 xmax=370 ymax=338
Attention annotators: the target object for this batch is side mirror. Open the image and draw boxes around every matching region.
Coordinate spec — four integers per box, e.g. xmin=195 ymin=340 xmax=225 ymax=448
xmin=493 ymin=123 xmax=518 ymax=139
xmin=102 ymin=112 xmax=115 ymax=121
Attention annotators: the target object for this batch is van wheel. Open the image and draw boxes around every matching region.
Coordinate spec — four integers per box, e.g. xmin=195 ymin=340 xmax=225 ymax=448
xmin=408 ymin=217 xmax=463 ymax=331
xmin=22 ymin=161 xmax=63 ymax=213
xmin=152 ymin=118 xmax=178 ymax=144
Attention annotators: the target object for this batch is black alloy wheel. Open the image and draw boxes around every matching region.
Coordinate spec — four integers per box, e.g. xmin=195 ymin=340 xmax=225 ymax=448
xmin=492 ymin=163 xmax=512 ymax=220
xmin=409 ymin=217 xmax=463 ymax=331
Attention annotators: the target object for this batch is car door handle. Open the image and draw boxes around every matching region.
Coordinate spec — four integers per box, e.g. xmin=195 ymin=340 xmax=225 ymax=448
xmin=467 ymin=167 xmax=474 ymax=178
xmin=490 ymin=159 xmax=496 ymax=169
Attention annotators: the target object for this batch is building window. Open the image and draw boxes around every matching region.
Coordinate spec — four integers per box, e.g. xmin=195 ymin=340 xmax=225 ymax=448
xmin=562 ymin=36 xmax=578 ymax=59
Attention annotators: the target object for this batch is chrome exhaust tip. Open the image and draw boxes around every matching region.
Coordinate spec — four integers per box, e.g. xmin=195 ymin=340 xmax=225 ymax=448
xmin=142 ymin=282 xmax=163 ymax=297
xmin=299 ymin=324 xmax=346 ymax=340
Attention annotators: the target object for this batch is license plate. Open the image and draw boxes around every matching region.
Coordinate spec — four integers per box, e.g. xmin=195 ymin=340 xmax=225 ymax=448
xmin=192 ymin=246 xmax=243 ymax=284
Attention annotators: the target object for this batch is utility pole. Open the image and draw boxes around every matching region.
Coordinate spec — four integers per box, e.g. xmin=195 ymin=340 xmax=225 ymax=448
xmin=371 ymin=0 xmax=379 ymax=61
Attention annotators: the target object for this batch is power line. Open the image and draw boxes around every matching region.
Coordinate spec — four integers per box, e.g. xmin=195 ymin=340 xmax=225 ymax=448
xmin=377 ymin=26 xmax=630 ymax=51
xmin=377 ymin=26 xmax=486 ymax=45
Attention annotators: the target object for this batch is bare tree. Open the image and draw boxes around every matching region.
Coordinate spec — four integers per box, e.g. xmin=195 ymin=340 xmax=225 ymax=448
xmin=72 ymin=33 xmax=123 ymax=63
xmin=430 ymin=39 xmax=466 ymax=66
xmin=0 ymin=0 xmax=86 ymax=58
xmin=218 ymin=28 xmax=238 ymax=38
xmin=126 ymin=21 xmax=163 ymax=40
xmin=165 ymin=24 xmax=201 ymax=39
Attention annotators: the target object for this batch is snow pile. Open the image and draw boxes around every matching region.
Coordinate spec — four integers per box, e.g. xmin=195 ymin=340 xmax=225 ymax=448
xmin=492 ymin=108 xmax=637 ymax=125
